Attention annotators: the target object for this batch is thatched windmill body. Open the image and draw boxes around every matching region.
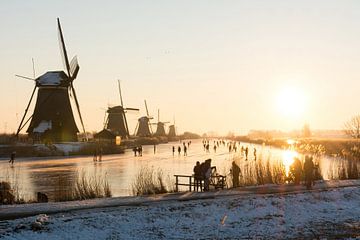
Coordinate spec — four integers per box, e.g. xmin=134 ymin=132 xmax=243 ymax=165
xmin=103 ymin=80 xmax=139 ymax=139
xmin=16 ymin=18 xmax=85 ymax=142
xmin=134 ymin=100 xmax=153 ymax=137
xmin=168 ymin=117 xmax=177 ymax=137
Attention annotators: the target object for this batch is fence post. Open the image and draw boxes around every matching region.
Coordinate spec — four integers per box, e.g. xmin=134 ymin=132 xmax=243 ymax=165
xmin=175 ymin=175 xmax=178 ymax=192
xmin=189 ymin=176 xmax=192 ymax=192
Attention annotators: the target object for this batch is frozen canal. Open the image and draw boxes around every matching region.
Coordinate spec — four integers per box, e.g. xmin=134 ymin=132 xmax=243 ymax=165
xmin=0 ymin=139 xmax=347 ymax=200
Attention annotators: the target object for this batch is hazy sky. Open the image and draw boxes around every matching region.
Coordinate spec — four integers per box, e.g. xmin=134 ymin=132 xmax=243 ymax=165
xmin=1 ymin=0 xmax=360 ymax=135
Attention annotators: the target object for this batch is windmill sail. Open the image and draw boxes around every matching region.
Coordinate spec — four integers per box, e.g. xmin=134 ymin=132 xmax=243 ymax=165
xmin=70 ymin=56 xmax=79 ymax=79
xmin=57 ymin=18 xmax=71 ymax=77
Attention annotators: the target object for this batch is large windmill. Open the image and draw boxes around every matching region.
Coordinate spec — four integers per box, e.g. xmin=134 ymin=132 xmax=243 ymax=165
xmin=134 ymin=100 xmax=153 ymax=137
xmin=103 ymin=80 xmax=139 ymax=139
xmin=15 ymin=18 xmax=86 ymax=142
xmin=152 ymin=109 xmax=169 ymax=137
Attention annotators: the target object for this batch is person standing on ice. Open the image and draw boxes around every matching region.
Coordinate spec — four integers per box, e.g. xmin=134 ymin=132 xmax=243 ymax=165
xmin=9 ymin=151 xmax=16 ymax=165
xmin=304 ymin=156 xmax=314 ymax=189
xmin=139 ymin=146 xmax=143 ymax=156
xmin=177 ymin=146 xmax=181 ymax=156
xmin=172 ymin=146 xmax=175 ymax=156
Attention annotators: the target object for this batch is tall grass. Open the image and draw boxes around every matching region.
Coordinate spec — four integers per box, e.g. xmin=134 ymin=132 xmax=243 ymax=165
xmin=231 ymin=155 xmax=291 ymax=187
xmin=0 ymin=169 xmax=30 ymax=203
xmin=131 ymin=166 xmax=174 ymax=196
xmin=54 ymin=171 xmax=111 ymax=202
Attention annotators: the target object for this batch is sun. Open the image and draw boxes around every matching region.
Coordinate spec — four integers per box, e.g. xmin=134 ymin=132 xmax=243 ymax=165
xmin=276 ymin=87 xmax=306 ymax=118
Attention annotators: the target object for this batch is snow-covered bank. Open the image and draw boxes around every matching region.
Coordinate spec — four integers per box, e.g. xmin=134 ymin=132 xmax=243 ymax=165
xmin=1 ymin=179 xmax=359 ymax=221
xmin=1 ymin=181 xmax=360 ymax=239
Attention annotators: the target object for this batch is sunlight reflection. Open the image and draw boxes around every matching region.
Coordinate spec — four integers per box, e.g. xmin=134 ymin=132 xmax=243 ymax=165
xmin=282 ymin=150 xmax=298 ymax=175
xmin=286 ymin=139 xmax=295 ymax=145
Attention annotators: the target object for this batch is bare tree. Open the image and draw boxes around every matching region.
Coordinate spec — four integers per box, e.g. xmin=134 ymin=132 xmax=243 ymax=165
xmin=344 ymin=115 xmax=360 ymax=139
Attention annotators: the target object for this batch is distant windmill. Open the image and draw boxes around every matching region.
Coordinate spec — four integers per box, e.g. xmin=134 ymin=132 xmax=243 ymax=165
xmin=15 ymin=18 xmax=86 ymax=142
xmin=134 ymin=100 xmax=153 ymax=137
xmin=152 ymin=109 xmax=169 ymax=137
xmin=168 ymin=116 xmax=177 ymax=137
xmin=103 ymin=80 xmax=139 ymax=138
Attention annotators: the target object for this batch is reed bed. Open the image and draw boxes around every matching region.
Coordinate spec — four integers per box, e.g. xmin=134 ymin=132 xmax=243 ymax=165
xmin=54 ymin=171 xmax=111 ymax=202
xmin=131 ymin=166 xmax=174 ymax=196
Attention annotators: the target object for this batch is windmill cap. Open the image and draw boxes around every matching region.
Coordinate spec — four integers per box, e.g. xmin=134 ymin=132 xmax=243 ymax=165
xmin=36 ymin=71 xmax=69 ymax=86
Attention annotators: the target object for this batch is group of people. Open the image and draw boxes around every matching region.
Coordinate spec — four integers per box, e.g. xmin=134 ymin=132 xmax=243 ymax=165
xmin=133 ymin=145 xmax=143 ymax=157
xmin=193 ymin=159 xmax=215 ymax=191
xmin=172 ymin=141 xmax=191 ymax=156
xmin=289 ymin=155 xmax=318 ymax=189
xmin=202 ymin=139 xmax=258 ymax=161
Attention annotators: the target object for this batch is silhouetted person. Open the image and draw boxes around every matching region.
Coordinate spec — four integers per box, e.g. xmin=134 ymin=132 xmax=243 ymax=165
xmin=133 ymin=147 xmax=138 ymax=157
xmin=97 ymin=147 xmax=103 ymax=161
xmin=290 ymin=157 xmax=302 ymax=185
xmin=304 ymin=156 xmax=314 ymax=189
xmin=203 ymin=159 xmax=212 ymax=191
xmin=139 ymin=146 xmax=143 ymax=156
xmin=93 ymin=148 xmax=98 ymax=161
xmin=184 ymin=145 xmax=187 ymax=156
xmin=253 ymin=148 xmax=257 ymax=161
xmin=154 ymin=145 xmax=156 ymax=154
xmin=9 ymin=151 xmax=16 ymax=165
xmin=193 ymin=161 xmax=203 ymax=191
xmin=245 ymin=147 xmax=249 ymax=160
xmin=231 ymin=161 xmax=240 ymax=187
xmin=172 ymin=146 xmax=175 ymax=156
xmin=213 ymin=145 xmax=217 ymax=153
xmin=178 ymin=146 xmax=181 ymax=155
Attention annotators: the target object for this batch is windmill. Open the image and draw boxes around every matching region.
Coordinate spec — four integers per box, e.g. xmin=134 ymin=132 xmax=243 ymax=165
xmin=103 ymin=80 xmax=139 ymax=138
xmin=152 ymin=109 xmax=169 ymax=136
xmin=168 ymin=116 xmax=177 ymax=137
xmin=134 ymin=100 xmax=153 ymax=137
xmin=15 ymin=18 xmax=86 ymax=142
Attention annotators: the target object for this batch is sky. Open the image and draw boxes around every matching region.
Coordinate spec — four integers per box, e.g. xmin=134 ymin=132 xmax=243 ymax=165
xmin=1 ymin=0 xmax=360 ymax=135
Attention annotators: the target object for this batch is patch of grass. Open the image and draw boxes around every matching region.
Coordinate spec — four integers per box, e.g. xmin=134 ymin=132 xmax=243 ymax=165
xmin=131 ymin=166 xmax=174 ymax=196
xmin=54 ymin=171 xmax=112 ymax=202
xmin=231 ymin=155 xmax=290 ymax=187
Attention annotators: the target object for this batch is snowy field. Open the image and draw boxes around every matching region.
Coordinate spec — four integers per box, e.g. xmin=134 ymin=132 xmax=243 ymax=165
xmin=1 ymin=186 xmax=360 ymax=239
